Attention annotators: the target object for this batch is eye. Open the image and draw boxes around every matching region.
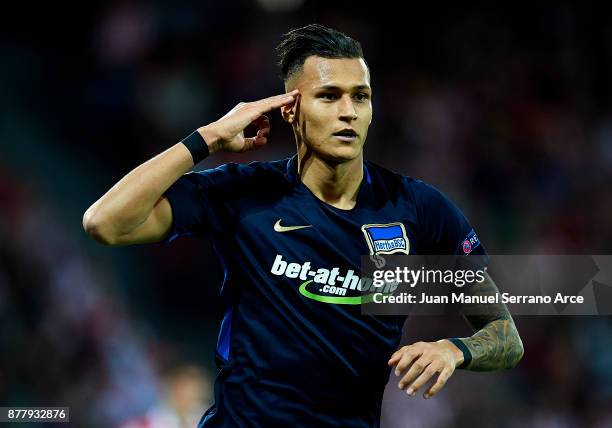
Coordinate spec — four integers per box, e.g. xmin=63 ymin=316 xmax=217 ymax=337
xmin=319 ymin=93 xmax=338 ymax=100
xmin=354 ymin=92 xmax=369 ymax=101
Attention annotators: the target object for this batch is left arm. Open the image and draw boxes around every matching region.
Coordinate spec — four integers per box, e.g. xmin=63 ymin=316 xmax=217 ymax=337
xmin=388 ymin=271 xmax=524 ymax=398
xmin=455 ymin=271 xmax=524 ymax=371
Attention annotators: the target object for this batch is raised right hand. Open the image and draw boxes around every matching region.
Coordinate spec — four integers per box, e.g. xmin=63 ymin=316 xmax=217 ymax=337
xmin=197 ymin=89 xmax=299 ymax=154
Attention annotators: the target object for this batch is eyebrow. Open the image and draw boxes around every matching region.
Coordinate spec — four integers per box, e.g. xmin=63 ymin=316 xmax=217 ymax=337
xmin=315 ymin=84 xmax=371 ymax=91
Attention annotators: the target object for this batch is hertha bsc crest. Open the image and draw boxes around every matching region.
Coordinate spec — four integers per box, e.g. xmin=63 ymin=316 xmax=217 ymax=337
xmin=361 ymin=223 xmax=410 ymax=255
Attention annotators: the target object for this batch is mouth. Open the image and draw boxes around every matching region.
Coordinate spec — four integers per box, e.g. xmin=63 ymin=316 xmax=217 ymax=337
xmin=332 ymin=129 xmax=358 ymax=142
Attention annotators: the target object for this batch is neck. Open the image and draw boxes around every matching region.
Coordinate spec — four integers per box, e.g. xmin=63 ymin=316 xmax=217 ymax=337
xmin=297 ymin=147 xmax=364 ymax=210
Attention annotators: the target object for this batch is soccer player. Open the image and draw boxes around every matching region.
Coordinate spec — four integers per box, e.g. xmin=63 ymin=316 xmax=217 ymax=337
xmin=83 ymin=24 xmax=524 ymax=428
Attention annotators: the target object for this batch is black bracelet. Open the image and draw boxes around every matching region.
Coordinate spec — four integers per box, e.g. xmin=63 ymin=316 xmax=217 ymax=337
xmin=181 ymin=130 xmax=210 ymax=164
xmin=448 ymin=338 xmax=472 ymax=369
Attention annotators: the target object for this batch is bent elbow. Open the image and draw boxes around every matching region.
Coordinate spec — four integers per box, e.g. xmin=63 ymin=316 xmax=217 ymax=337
xmin=82 ymin=209 xmax=118 ymax=246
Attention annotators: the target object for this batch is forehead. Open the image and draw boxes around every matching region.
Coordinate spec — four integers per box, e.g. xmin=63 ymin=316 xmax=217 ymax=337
xmin=294 ymin=56 xmax=370 ymax=91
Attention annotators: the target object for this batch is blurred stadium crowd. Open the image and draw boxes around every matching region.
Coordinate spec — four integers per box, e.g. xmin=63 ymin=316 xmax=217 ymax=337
xmin=1 ymin=1 xmax=612 ymax=427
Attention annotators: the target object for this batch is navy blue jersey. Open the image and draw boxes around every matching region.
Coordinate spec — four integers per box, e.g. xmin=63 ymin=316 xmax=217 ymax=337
xmin=163 ymin=155 xmax=485 ymax=428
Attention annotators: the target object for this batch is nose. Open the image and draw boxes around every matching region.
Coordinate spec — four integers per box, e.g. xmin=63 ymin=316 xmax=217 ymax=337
xmin=338 ymin=94 xmax=357 ymax=122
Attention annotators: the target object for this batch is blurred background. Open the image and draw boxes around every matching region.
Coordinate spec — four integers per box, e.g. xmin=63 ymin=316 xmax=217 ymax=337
xmin=2 ymin=1 xmax=612 ymax=427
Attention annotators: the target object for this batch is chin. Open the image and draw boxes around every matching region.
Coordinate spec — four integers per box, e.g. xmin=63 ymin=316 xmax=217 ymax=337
xmin=302 ymin=137 xmax=364 ymax=164
xmin=319 ymin=146 xmax=362 ymax=164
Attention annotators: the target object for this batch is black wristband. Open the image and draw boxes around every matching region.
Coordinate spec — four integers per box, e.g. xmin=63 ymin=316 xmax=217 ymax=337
xmin=448 ymin=338 xmax=472 ymax=369
xmin=181 ymin=130 xmax=210 ymax=164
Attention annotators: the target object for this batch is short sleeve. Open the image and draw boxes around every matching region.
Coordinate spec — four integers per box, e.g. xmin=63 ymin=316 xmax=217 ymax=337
xmin=162 ymin=164 xmax=240 ymax=244
xmin=414 ymin=181 xmax=487 ymax=256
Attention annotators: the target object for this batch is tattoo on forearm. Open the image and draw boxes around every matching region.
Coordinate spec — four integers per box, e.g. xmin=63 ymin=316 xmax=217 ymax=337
xmin=461 ymin=317 xmax=523 ymax=371
xmin=459 ymin=272 xmax=524 ymax=371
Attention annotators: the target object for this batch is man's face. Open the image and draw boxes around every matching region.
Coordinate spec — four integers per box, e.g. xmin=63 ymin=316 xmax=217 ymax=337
xmin=284 ymin=56 xmax=372 ymax=163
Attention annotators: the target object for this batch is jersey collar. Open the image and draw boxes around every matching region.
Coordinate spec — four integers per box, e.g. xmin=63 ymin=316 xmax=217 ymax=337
xmin=285 ymin=154 xmax=371 ymax=186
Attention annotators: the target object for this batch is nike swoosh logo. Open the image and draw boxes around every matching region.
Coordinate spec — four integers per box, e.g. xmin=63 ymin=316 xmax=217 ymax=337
xmin=274 ymin=219 xmax=313 ymax=233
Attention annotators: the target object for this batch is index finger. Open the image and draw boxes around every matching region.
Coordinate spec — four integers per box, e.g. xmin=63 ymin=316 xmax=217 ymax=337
xmin=254 ymin=90 xmax=299 ymax=111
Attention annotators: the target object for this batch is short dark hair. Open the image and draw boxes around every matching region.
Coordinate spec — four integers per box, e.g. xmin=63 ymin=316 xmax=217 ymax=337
xmin=276 ymin=24 xmax=365 ymax=83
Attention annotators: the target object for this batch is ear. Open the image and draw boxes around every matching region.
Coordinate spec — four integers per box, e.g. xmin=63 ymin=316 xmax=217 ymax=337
xmin=281 ymin=95 xmax=299 ymax=124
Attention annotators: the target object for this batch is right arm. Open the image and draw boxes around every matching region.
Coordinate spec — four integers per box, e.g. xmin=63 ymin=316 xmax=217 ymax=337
xmin=82 ymin=141 xmax=196 ymax=246
xmin=82 ymin=90 xmax=299 ymax=246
